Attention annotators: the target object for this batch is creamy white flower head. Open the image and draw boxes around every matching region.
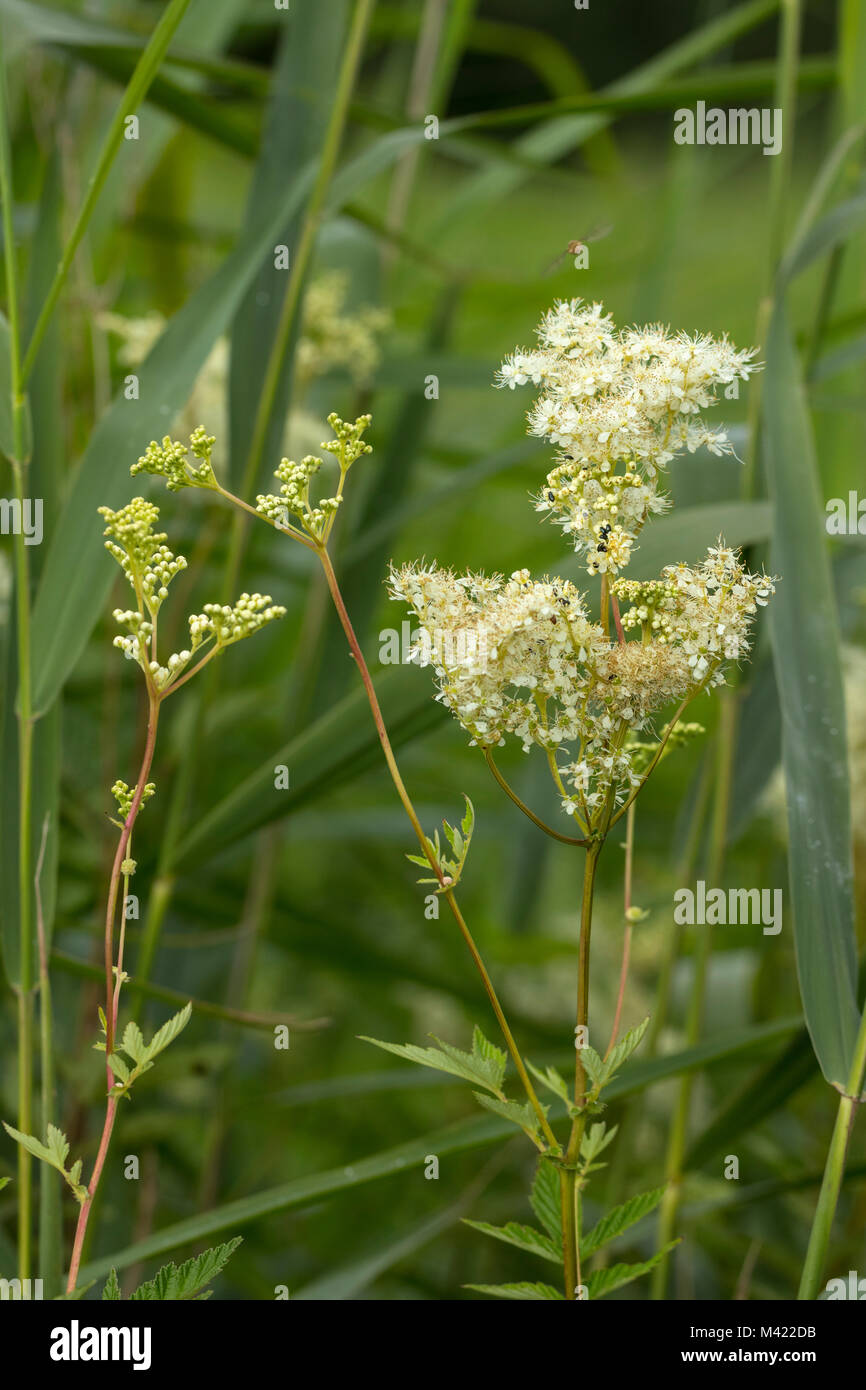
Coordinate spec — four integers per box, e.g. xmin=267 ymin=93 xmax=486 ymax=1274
xmin=614 ymin=542 xmax=776 ymax=686
xmin=498 ymin=298 xmax=759 ymax=575
xmin=389 ymin=558 xmax=735 ymax=819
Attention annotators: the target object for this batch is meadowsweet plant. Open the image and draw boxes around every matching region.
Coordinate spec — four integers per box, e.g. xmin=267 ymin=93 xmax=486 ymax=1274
xmin=135 ymin=297 xmax=775 ymax=1301
xmin=3 ymin=497 xmax=283 ymax=1295
xmin=382 ymin=298 xmax=776 ymax=1300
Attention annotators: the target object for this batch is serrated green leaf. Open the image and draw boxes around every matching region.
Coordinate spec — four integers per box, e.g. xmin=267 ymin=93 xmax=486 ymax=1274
xmin=580 ymin=1045 xmax=607 ymax=1090
xmin=581 ymin=1187 xmax=666 ymax=1259
xmin=580 ymin=1122 xmax=618 ymax=1168
xmin=470 ymin=1026 xmax=506 ymax=1090
xmin=107 ymin=1054 xmax=131 ymax=1085
xmin=472 ymin=1092 xmax=540 ymax=1137
xmin=143 ymin=1002 xmax=192 ymax=1064
xmin=78 ymin=1018 xmax=798 ymax=1283
xmin=360 ymin=1032 xmax=505 ymax=1097
xmin=585 ymin=1241 xmax=680 ymax=1299
xmin=4 ymin=1124 xmax=55 ymax=1168
xmin=463 ymin=1219 xmax=560 ymax=1265
xmin=604 ymin=1018 xmax=651 ymax=1082
xmin=129 ymin=1237 xmax=242 ymax=1301
xmin=120 ymin=1021 xmax=146 ymax=1064
xmin=465 ymin=1281 xmax=564 ymax=1300
xmin=527 ymin=1060 xmax=571 ymax=1106
xmin=101 ymin=1269 xmax=122 ymax=1301
xmin=530 ymin=1160 xmax=563 ymax=1242
xmin=3 ymin=1122 xmax=86 ymax=1201
xmin=45 ymin=1124 xmax=70 ymax=1169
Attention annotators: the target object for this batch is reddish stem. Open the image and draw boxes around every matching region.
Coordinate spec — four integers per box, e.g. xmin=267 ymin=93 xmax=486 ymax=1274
xmin=66 ymin=693 xmax=160 ymax=1294
xmin=66 ymin=1096 xmax=118 ymax=1293
xmin=611 ymin=591 xmax=626 ymax=646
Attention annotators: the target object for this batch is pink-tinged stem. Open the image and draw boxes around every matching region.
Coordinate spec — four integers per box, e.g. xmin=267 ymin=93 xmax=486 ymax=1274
xmin=104 ymin=696 xmax=160 ymax=1053
xmin=66 ymin=1095 xmax=118 ymax=1294
xmin=611 ymin=591 xmax=626 ymax=646
xmin=66 ymin=693 xmax=160 ymax=1294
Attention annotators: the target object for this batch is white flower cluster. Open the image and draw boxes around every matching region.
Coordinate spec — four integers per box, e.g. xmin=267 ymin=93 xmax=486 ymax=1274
xmin=651 ymin=544 xmax=775 ymax=683
xmin=614 ymin=546 xmax=775 ymax=684
xmin=388 ymin=563 xmax=704 ymax=818
xmin=497 ymin=298 xmax=758 ymax=575
xmin=537 ymin=458 xmax=668 ymax=576
xmin=388 ymin=300 xmax=775 ymax=828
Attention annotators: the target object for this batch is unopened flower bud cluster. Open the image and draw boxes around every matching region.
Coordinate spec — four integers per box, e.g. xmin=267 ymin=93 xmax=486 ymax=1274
xmin=111 ymin=779 xmax=156 ymax=820
xmin=101 ymin=498 xmax=285 ymax=693
xmin=256 ymin=413 xmax=372 ymax=541
xmin=132 ymin=426 xmax=218 ymax=493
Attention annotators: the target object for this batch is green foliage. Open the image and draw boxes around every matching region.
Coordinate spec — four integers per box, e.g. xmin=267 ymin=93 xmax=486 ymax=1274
xmin=95 ymin=1004 xmax=192 ymax=1099
xmin=579 ymin=1018 xmax=650 ymax=1104
xmin=1 ymin=1123 xmax=87 ymax=1203
xmin=526 ymin=1060 xmax=576 ymax=1114
xmin=579 ymin=1122 xmax=619 ymax=1175
xmin=585 ymin=1242 xmax=680 ymax=1300
xmin=581 ymin=1187 xmax=666 ymax=1259
xmin=530 ymin=1160 xmax=563 ymax=1242
xmin=360 ymin=1025 xmax=506 ymax=1097
xmin=464 ymin=1280 xmax=564 ymax=1300
xmin=462 ymin=1218 xmax=560 ymax=1264
xmin=471 ymin=1092 xmax=544 ymax=1144
xmin=406 ymin=795 xmax=475 ymax=892
xmin=100 ymin=1238 xmax=242 ymax=1301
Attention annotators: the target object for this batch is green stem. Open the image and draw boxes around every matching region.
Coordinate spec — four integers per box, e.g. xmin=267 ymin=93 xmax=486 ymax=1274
xmin=652 ymin=689 xmax=737 ymax=1299
xmin=21 ymin=0 xmax=193 ymax=384
xmin=560 ymin=839 xmax=602 ymax=1299
xmin=560 ymin=1166 xmax=577 ymax=1299
xmin=482 ymin=748 xmax=588 ymax=846
xmin=316 ymin=543 xmax=556 ymax=1150
xmin=0 ymin=25 xmax=35 ymax=1280
xmin=798 ymin=1003 xmax=866 ymax=1299
xmin=35 ymin=814 xmax=61 ymax=1296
